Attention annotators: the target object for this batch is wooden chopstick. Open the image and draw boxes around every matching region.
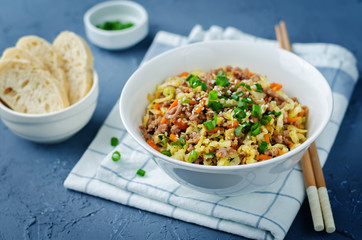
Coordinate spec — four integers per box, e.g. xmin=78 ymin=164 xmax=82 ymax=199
xmin=274 ymin=20 xmax=335 ymax=233
xmin=309 ymin=142 xmax=336 ymax=233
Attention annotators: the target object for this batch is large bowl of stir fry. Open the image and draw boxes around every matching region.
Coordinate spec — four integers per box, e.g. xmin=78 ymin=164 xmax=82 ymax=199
xmin=120 ymin=41 xmax=332 ymax=195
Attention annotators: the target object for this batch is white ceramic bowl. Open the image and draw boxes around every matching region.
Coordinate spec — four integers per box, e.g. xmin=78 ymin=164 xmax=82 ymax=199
xmin=120 ymin=41 xmax=333 ymax=196
xmin=0 ymin=71 xmax=99 ymax=144
xmin=84 ymin=1 xmax=148 ymax=50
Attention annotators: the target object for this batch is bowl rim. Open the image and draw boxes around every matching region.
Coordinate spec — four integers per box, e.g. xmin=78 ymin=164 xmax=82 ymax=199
xmin=0 ymin=71 xmax=99 ymax=119
xmin=120 ymin=40 xmax=333 ymax=171
xmin=83 ymin=0 xmax=148 ymax=37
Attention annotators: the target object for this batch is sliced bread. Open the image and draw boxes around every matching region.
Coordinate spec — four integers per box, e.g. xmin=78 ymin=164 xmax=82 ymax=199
xmin=0 ymin=60 xmax=69 ymax=114
xmin=15 ymin=35 xmax=69 ymax=97
xmin=1 ymin=47 xmax=46 ymax=69
xmin=53 ymin=31 xmax=94 ymax=105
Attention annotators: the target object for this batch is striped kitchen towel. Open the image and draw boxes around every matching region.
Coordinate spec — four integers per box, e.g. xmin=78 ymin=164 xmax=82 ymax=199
xmin=64 ymin=25 xmax=358 ymax=240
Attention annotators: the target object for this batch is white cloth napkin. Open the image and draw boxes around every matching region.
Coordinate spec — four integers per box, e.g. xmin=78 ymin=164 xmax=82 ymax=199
xmin=64 ymin=25 xmax=358 ymax=240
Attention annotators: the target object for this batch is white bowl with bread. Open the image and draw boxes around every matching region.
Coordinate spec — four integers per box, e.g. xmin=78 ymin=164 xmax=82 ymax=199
xmin=84 ymin=1 xmax=148 ymax=50
xmin=0 ymin=31 xmax=98 ymax=144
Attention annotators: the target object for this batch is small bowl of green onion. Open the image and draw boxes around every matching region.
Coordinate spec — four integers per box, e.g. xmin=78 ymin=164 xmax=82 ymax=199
xmin=84 ymin=1 xmax=148 ymax=50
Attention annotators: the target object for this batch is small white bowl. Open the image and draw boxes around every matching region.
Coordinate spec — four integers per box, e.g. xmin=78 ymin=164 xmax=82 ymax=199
xmin=120 ymin=41 xmax=333 ymax=196
xmin=0 ymin=71 xmax=99 ymax=144
xmin=84 ymin=1 xmax=148 ymax=50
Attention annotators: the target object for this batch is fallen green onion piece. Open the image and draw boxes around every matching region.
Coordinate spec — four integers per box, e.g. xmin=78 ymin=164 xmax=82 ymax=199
xmin=112 ymin=151 xmax=121 ymax=161
xmin=161 ymin=150 xmax=172 ymax=156
xmin=110 ymin=137 xmax=119 ymax=147
xmin=136 ymin=169 xmax=146 ymax=177
xmin=259 ymin=141 xmax=268 ymax=154
xmin=251 ymin=104 xmax=262 ymax=118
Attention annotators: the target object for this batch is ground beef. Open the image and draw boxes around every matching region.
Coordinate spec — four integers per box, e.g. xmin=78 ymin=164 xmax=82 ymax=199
xmin=216 ymin=147 xmax=237 ymax=158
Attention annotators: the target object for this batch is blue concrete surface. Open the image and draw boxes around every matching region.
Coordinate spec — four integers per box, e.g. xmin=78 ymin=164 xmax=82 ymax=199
xmin=0 ymin=0 xmax=361 ymax=239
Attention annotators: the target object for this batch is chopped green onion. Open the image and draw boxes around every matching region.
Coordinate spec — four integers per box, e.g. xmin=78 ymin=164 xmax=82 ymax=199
xmin=158 ymin=134 xmax=168 ymax=147
xmin=251 ymin=122 xmax=261 ymax=136
xmin=112 ymin=151 xmax=121 ymax=161
xmin=188 ymin=150 xmax=198 ymax=163
xmin=231 ymin=91 xmax=244 ymax=101
xmin=260 ymin=115 xmax=273 ymax=125
xmin=255 ymin=83 xmax=263 ymax=93
xmin=220 ymin=95 xmax=228 ymax=100
xmin=186 ymin=75 xmax=205 ymax=89
xmin=234 ymin=82 xmax=251 ymax=90
xmin=110 ymin=137 xmax=119 ymax=147
xmin=234 ymin=107 xmax=246 ymax=122
xmin=235 ymin=122 xmax=251 ymax=136
xmin=186 ymin=74 xmax=194 ymax=82
xmin=259 ymin=141 xmax=268 ymax=154
xmin=215 ymin=70 xmax=230 ymax=86
xmin=208 ymin=90 xmax=218 ymax=101
xmin=209 ymin=101 xmax=223 ymax=111
xmin=235 ymin=125 xmax=243 ymax=136
xmin=203 ymin=153 xmax=216 ymax=158
xmin=241 ymin=97 xmax=253 ymax=103
xmin=251 ymin=104 xmax=262 ymax=118
xmin=96 ymin=20 xmax=134 ymax=31
xmin=203 ymin=112 xmax=217 ymax=131
xmin=266 ymin=111 xmax=282 ymax=117
xmin=237 ymin=101 xmax=248 ymax=110
xmin=136 ymin=169 xmax=146 ymax=176
xmin=161 ymin=151 xmax=172 ymax=156
xmin=171 ymin=136 xmax=186 ymax=147
xmin=203 ymin=121 xmax=215 ymax=131
xmin=208 ymin=90 xmax=222 ymax=111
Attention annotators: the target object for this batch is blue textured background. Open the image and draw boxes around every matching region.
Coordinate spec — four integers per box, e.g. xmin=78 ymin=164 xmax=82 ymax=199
xmin=0 ymin=0 xmax=361 ymax=239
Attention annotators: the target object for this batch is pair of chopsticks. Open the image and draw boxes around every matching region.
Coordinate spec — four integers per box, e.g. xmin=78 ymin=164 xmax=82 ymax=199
xmin=274 ymin=21 xmax=336 ymax=233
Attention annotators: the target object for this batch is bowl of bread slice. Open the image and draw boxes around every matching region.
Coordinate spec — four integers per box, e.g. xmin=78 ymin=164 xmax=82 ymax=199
xmin=0 ymin=31 xmax=98 ymax=144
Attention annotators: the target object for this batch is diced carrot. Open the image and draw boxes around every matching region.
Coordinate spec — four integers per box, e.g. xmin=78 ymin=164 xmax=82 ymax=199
xmin=263 ymin=134 xmax=270 ymax=143
xmin=184 ymin=87 xmax=190 ymax=93
xmin=194 ymin=99 xmax=206 ymax=113
xmin=169 ymin=134 xmax=179 ymax=142
xmin=205 ymin=126 xmax=223 ymax=133
xmin=273 ymin=130 xmax=278 ymax=136
xmin=279 ymin=149 xmax=285 ymax=155
xmin=189 ymin=99 xmax=196 ymax=105
xmin=178 ymin=72 xmax=189 ymax=77
xmin=248 ymin=72 xmax=254 ymax=77
xmin=288 ymin=143 xmax=294 ymax=149
xmin=173 ymin=118 xmax=188 ymax=131
xmin=160 ymin=99 xmax=179 ymax=124
xmin=256 ymin=154 xmax=273 ymax=161
xmin=147 ymin=139 xmax=160 ymax=152
xmin=154 ymin=102 xmax=160 ymax=110
xmin=287 ymin=117 xmax=299 ymax=122
xmin=270 ymin=83 xmax=283 ymax=92
xmin=228 ymin=120 xmax=239 ymax=129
